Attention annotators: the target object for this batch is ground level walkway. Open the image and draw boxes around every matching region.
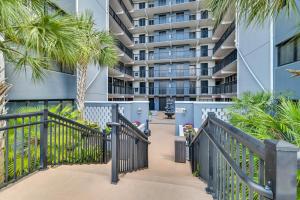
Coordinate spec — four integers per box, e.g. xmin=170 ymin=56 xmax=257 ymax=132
xmin=0 ymin=112 xmax=211 ymax=200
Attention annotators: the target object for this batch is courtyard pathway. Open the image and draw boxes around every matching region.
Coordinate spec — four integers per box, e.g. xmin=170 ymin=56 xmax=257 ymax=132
xmin=0 ymin=112 xmax=211 ymax=200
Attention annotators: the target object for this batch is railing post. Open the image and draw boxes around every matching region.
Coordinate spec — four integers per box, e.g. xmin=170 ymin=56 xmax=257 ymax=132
xmin=264 ymin=140 xmax=298 ymax=200
xmin=102 ymin=132 xmax=107 ymax=164
xmin=144 ymin=119 xmax=151 ymax=136
xmin=40 ymin=109 xmax=48 ymax=169
xmin=110 ymin=104 xmax=120 ymax=184
xmin=206 ymin=112 xmax=215 ymax=195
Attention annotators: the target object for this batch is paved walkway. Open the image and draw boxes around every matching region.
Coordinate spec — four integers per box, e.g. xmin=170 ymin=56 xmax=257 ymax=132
xmin=0 ymin=112 xmax=211 ymax=200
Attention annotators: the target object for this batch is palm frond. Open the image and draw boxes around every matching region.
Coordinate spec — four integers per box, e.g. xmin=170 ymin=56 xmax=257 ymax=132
xmin=209 ymin=0 xmax=298 ymax=25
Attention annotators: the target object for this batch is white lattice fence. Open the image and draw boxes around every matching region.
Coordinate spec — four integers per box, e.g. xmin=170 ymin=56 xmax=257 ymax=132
xmin=84 ymin=105 xmax=124 ymax=129
xmin=201 ymin=108 xmax=229 ymax=122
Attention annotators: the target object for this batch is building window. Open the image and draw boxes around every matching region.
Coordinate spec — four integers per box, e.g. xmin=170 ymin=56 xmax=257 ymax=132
xmin=201 ymin=63 xmax=208 ymax=76
xmin=139 ymin=2 xmax=146 ymax=9
xmin=201 ymin=45 xmax=208 ymax=57
xmin=139 ymin=18 xmax=146 ymax=26
xmin=201 ymin=28 xmax=209 ymax=38
xmin=201 ymin=10 xmax=209 ymax=19
xmin=278 ymin=35 xmax=300 ymax=66
xmin=139 ymin=34 xmax=146 ymax=43
xmin=158 ymin=0 xmax=167 ymax=6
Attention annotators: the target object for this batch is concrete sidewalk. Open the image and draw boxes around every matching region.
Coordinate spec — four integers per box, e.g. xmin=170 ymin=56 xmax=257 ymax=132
xmin=0 ymin=112 xmax=211 ymax=200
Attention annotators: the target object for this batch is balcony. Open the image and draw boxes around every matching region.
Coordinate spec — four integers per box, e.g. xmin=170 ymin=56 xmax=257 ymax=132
xmin=110 ymin=0 xmax=134 ymax=28
xmin=134 ymin=86 xmax=216 ymax=96
xmin=116 ymin=39 xmax=133 ymax=62
xmin=134 ymin=49 xmax=212 ymax=64
xmin=109 ymin=66 xmax=134 ymax=81
xmin=109 ymin=6 xmax=133 ymax=42
xmin=133 ymin=31 xmax=212 ymax=48
xmin=212 ymin=7 xmax=235 ymax=39
xmin=132 ymin=0 xmax=200 ymax=18
xmin=213 ymin=81 xmax=237 ymax=96
xmin=213 ymin=49 xmax=237 ymax=77
xmin=213 ymin=21 xmax=235 ymax=58
xmin=132 ymin=14 xmax=213 ymax=33
xmin=108 ymin=84 xmax=134 ymax=96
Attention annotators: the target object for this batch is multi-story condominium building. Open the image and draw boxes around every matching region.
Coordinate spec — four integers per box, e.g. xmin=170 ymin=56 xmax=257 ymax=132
xmin=110 ymin=0 xmax=227 ymax=111
xmin=4 ymin=0 xmax=300 ymax=113
xmin=215 ymin=2 xmax=300 ymax=99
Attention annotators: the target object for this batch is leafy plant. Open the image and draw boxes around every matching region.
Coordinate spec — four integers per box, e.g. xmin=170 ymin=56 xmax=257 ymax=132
xmin=193 ymin=164 xmax=201 ymax=177
xmin=228 ymin=92 xmax=300 ymax=196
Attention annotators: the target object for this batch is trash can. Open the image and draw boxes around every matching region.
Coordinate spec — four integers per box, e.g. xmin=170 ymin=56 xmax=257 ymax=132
xmin=175 ymin=136 xmax=186 ymax=163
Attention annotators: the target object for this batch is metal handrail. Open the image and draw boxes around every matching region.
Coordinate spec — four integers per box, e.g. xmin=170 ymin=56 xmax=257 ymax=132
xmin=201 ymin=127 xmax=273 ymax=199
xmin=0 ymin=109 xmax=110 ymax=188
xmin=118 ymin=114 xmax=150 ymax=143
xmin=189 ymin=114 xmax=272 ymax=199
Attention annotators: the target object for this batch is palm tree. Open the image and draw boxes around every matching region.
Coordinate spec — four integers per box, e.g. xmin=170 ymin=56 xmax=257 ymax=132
xmin=0 ymin=0 xmax=89 ymax=183
xmin=209 ymin=0 xmax=300 ymax=76
xmin=1 ymin=0 xmax=84 ymax=79
xmin=76 ymin=15 xmax=118 ymax=115
xmin=208 ymin=0 xmax=297 ymax=25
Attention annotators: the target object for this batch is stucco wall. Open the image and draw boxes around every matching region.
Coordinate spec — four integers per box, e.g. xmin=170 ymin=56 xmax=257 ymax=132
xmin=175 ymin=101 xmax=233 ymax=136
xmin=273 ymin=2 xmax=300 ymax=99
xmin=237 ymin=19 xmax=272 ymax=96
xmin=6 ymin=64 xmax=76 ymax=100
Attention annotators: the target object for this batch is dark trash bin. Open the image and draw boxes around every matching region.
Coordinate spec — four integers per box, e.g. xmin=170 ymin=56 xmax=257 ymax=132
xmin=175 ymin=136 xmax=186 ymax=163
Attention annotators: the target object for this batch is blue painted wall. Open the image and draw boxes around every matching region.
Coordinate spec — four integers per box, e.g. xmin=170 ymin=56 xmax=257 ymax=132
xmin=175 ymin=102 xmax=233 ymax=135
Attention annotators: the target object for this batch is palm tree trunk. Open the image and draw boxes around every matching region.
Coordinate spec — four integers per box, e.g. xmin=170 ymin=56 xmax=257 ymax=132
xmin=76 ymin=64 xmax=88 ymax=118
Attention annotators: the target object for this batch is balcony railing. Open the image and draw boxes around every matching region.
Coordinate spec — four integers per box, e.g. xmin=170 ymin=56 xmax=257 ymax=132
xmin=118 ymin=0 xmax=133 ymax=23
xmin=213 ymin=20 xmax=235 ymax=54
xmin=213 ymin=49 xmax=237 ymax=74
xmin=134 ymin=87 xmax=212 ymax=96
xmin=136 ymin=0 xmax=197 ymax=9
xmin=213 ymin=81 xmax=237 ymax=94
xmin=134 ymin=82 xmax=237 ymax=96
xmin=134 ymin=31 xmax=212 ymax=44
xmin=117 ymin=40 xmax=133 ymax=59
xmin=134 ymin=68 xmax=213 ymax=78
xmin=134 ymin=14 xmax=198 ymax=27
xmin=134 ymin=49 xmax=212 ymax=61
xmin=108 ymin=85 xmax=134 ymax=95
xmin=109 ymin=6 xmax=133 ymax=40
xmin=112 ymin=66 xmax=133 ymax=77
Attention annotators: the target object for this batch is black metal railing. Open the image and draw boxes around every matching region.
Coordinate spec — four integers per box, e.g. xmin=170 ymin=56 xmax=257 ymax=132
xmin=213 ymin=49 xmax=237 ymax=74
xmin=189 ymin=113 xmax=298 ymax=200
xmin=108 ymin=84 xmax=134 ymax=95
xmin=0 ymin=110 xmax=110 ymax=188
xmin=109 ymin=6 xmax=133 ymax=40
xmin=118 ymin=0 xmax=133 ymax=23
xmin=117 ymin=39 xmax=133 ymax=59
xmin=113 ymin=65 xmax=133 ymax=77
xmin=109 ymin=104 xmax=150 ymax=184
xmin=213 ymin=81 xmax=237 ymax=94
xmin=213 ymin=20 xmax=235 ymax=54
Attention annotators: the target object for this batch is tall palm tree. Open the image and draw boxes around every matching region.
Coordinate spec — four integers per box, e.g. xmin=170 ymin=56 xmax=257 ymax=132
xmin=76 ymin=15 xmax=118 ymax=115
